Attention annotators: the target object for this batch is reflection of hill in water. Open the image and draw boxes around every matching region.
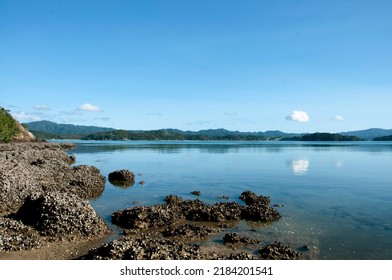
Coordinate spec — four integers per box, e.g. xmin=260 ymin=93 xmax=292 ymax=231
xmin=69 ymin=141 xmax=287 ymax=154
xmin=64 ymin=141 xmax=392 ymax=155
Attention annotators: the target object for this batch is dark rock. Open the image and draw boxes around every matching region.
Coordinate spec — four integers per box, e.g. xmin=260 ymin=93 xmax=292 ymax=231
xmin=185 ymin=202 xmax=243 ymax=222
xmin=273 ymin=204 xmax=284 ymax=207
xmin=112 ymin=204 xmax=184 ymax=230
xmin=239 ymin=190 xmax=271 ymax=206
xmin=191 ymin=191 xmax=201 ymax=196
xmin=238 ymin=191 xmax=281 ymax=222
xmin=139 ymin=181 xmax=145 ymax=185
xmin=218 ymin=195 xmax=230 ymax=200
xmin=259 ymin=241 xmax=301 ymax=260
xmin=108 ymin=169 xmax=135 ymax=187
xmin=241 ymin=204 xmax=281 ymax=222
xmin=164 ymin=195 xmax=184 ymax=205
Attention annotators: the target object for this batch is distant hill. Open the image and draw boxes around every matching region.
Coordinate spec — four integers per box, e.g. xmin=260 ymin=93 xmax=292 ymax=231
xmin=81 ymin=129 xmax=277 ymax=141
xmin=340 ymin=128 xmax=392 ymax=140
xmin=25 ymin=121 xmax=114 ymax=139
xmin=299 ymin=132 xmax=360 ymax=141
xmin=24 ymin=120 xmax=391 ymax=141
xmin=81 ymin=128 xmax=302 ymax=141
xmin=373 ymin=135 xmax=392 ymax=141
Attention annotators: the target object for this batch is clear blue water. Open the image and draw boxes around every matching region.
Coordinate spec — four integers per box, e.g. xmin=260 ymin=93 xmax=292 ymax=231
xmin=62 ymin=140 xmax=392 ymax=259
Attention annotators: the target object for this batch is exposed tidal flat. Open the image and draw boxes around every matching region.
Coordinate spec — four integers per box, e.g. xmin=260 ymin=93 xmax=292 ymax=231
xmin=1 ymin=140 xmax=392 ymax=259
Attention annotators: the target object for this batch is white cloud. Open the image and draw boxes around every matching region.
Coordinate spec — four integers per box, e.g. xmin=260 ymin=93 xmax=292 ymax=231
xmin=78 ymin=103 xmax=103 ymax=112
xmin=34 ymin=105 xmax=50 ymax=111
xmin=11 ymin=111 xmax=41 ymax=122
xmin=335 ymin=115 xmax=344 ymax=121
xmin=286 ymin=110 xmax=310 ymax=122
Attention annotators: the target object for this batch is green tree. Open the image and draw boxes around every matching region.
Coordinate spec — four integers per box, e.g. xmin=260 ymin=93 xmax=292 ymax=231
xmin=0 ymin=107 xmax=19 ymax=143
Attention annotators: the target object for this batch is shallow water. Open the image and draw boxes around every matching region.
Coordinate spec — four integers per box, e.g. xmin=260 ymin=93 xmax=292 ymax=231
xmin=61 ymin=140 xmax=392 ymax=259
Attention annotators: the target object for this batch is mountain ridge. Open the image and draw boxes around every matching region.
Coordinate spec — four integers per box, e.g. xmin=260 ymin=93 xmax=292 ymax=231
xmin=24 ymin=120 xmax=392 ymax=141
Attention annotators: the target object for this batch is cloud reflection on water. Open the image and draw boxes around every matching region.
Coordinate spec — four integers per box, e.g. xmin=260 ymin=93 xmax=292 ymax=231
xmin=288 ymin=159 xmax=310 ymax=175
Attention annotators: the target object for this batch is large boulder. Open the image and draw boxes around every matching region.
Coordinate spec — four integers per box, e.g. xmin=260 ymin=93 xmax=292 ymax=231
xmin=239 ymin=190 xmax=281 ymax=222
xmin=9 ymin=192 xmax=109 ymax=240
xmin=108 ymin=169 xmax=135 ymax=187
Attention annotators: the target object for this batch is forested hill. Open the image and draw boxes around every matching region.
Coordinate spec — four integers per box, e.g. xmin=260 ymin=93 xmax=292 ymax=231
xmin=81 ymin=129 xmax=292 ymax=141
xmin=373 ymin=135 xmax=392 ymax=141
xmin=298 ymin=133 xmax=361 ymax=141
xmin=340 ymin=128 xmax=392 ymax=140
xmin=25 ymin=120 xmax=113 ymax=138
xmin=0 ymin=107 xmax=35 ymax=142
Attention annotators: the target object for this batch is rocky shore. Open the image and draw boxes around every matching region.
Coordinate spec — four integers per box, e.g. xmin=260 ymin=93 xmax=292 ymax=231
xmin=0 ymin=142 xmax=110 ymax=258
xmin=0 ymin=142 xmax=303 ymax=260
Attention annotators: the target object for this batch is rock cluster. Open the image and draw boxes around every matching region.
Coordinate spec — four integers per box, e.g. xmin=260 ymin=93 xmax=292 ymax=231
xmin=191 ymin=191 xmax=201 ymax=196
xmin=79 ymin=233 xmax=262 ymax=260
xmin=85 ymin=191 xmax=299 ymax=260
xmin=79 ymin=234 xmax=202 ymax=260
xmin=111 ymin=196 xmax=245 ymax=230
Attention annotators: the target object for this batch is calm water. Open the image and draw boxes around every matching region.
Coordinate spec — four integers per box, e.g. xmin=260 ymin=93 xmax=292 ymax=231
xmin=62 ymin=140 xmax=392 ymax=260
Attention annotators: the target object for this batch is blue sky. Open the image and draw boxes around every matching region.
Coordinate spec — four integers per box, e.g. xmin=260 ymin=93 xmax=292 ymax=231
xmin=1 ymin=0 xmax=391 ymax=133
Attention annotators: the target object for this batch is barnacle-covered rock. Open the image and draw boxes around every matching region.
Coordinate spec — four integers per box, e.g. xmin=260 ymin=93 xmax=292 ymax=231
xmin=9 ymin=192 xmax=109 ymax=240
xmin=0 ymin=142 xmax=105 ymax=214
xmin=0 ymin=217 xmax=42 ymax=252
xmin=259 ymin=241 xmax=301 ymax=260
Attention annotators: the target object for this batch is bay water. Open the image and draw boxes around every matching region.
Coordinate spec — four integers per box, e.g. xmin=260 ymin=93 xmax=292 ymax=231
xmin=63 ymin=140 xmax=392 ymax=259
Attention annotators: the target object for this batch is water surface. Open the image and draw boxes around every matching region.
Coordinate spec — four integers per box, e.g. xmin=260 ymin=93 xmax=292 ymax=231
xmin=64 ymin=140 xmax=392 ymax=259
